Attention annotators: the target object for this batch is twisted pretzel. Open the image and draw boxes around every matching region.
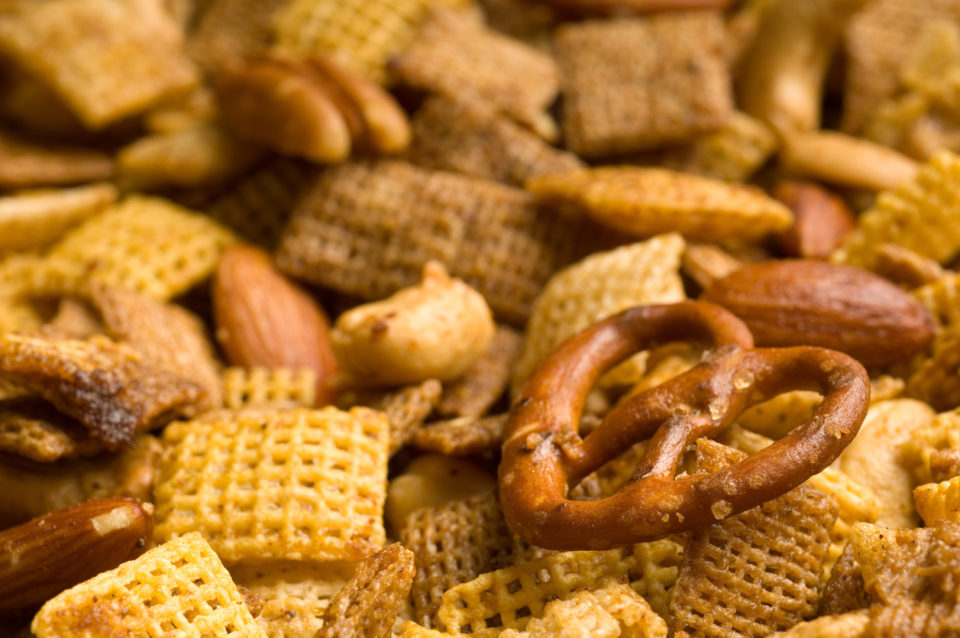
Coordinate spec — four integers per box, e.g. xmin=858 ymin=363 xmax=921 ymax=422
xmin=499 ymin=301 xmax=870 ymax=550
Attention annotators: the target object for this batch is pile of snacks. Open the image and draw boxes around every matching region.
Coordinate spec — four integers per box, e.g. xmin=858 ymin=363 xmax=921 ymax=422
xmin=6 ymin=0 xmax=960 ymax=636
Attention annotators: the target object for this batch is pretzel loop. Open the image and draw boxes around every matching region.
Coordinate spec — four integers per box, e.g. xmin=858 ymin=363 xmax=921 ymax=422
xmin=499 ymin=301 xmax=870 ymax=550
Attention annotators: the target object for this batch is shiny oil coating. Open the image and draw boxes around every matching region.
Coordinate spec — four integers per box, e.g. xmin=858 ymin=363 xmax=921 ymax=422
xmin=498 ymin=301 xmax=870 ymax=550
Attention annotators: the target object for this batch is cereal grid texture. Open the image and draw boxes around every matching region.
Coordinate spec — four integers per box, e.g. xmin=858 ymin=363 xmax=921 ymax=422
xmin=155 ymin=407 xmax=389 ymax=563
xmin=0 ymin=0 xmax=198 ymax=129
xmin=554 ymin=12 xmax=732 ymax=158
xmin=406 ymin=96 xmax=582 ymax=187
xmin=49 ymin=195 xmax=236 ymax=301
xmin=187 ymin=0 xmax=290 ymax=74
xmin=390 ymin=10 xmax=558 ymax=135
xmin=273 ymin=0 xmax=469 ymax=84
xmin=276 ymin=160 xmax=595 ymax=324
xmin=832 ymin=150 xmax=960 ymax=268
xmin=436 ymin=325 xmax=522 ymax=419
xmin=526 ymin=167 xmax=793 ymax=243
xmin=221 ymin=367 xmax=317 ymax=410
xmin=512 ymin=234 xmax=686 ymax=394
xmin=32 ymin=532 xmax=264 ymax=637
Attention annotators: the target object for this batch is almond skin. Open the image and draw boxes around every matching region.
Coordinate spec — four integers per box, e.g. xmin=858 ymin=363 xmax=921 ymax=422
xmin=213 ymin=244 xmax=339 ymax=405
xmin=0 ymin=498 xmax=152 ymax=617
xmin=702 ymin=260 xmax=936 ymax=367
xmin=774 ymin=181 xmax=855 ymax=259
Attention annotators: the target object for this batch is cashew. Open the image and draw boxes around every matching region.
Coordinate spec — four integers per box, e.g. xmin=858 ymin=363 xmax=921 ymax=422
xmin=332 ymin=262 xmax=496 ymax=386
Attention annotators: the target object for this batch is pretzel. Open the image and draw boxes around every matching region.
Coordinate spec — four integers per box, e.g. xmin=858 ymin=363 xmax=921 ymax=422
xmin=499 ymin=301 xmax=870 ymax=550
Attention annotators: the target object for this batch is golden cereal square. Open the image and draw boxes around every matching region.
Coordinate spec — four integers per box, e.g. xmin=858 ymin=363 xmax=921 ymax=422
xmin=49 ymin=195 xmax=236 ymax=300
xmin=0 ymin=0 xmax=199 ymax=129
xmin=31 ymin=532 xmax=265 ymax=637
xmin=221 ymin=367 xmax=317 ymax=411
xmin=155 ymin=407 xmax=390 ymax=563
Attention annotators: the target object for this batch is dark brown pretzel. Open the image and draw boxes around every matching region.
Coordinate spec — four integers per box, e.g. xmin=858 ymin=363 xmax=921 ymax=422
xmin=499 ymin=301 xmax=870 ymax=550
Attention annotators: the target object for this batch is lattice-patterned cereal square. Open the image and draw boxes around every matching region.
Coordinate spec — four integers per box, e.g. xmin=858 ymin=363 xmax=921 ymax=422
xmin=49 ymin=195 xmax=235 ymax=301
xmin=406 ymin=96 xmax=582 ymax=187
xmin=659 ymin=112 xmax=778 ymax=183
xmin=316 ymin=543 xmax=415 ymax=638
xmin=832 ymin=150 xmax=960 ymax=268
xmin=92 ymin=283 xmax=222 ymax=412
xmin=511 ymin=234 xmax=686 ymax=394
xmin=0 ymin=252 xmax=89 ymax=301
xmin=915 ymin=476 xmax=960 ymax=525
xmin=902 ymin=408 xmax=960 ymax=484
xmin=187 ymin=0 xmax=289 ymax=75
xmin=0 ymin=128 xmax=114 ymax=190
xmin=31 ymin=532 xmax=264 ymax=637
xmin=400 ymin=490 xmax=520 ymax=627
xmin=391 ymin=11 xmax=558 ymax=138
xmin=0 ymin=334 xmax=205 ymax=450
xmin=437 ymin=548 xmax=637 ymax=635
xmin=232 ymin=560 xmax=355 ymax=638
xmin=436 ymin=325 xmax=522 ymax=419
xmin=0 ymin=397 xmax=100 ymax=462
xmin=526 ymin=167 xmax=792 ymax=243
xmin=554 ymin=13 xmax=732 ymax=158
xmin=275 ymin=160 xmax=596 ymax=325
xmin=0 ymin=0 xmax=198 ymax=130
xmin=0 ymin=183 xmax=115 ymax=253
xmin=273 ymin=0 xmax=470 ymax=84
xmin=222 ymin=367 xmax=317 ymax=410
xmin=155 ymin=406 xmax=389 ymax=563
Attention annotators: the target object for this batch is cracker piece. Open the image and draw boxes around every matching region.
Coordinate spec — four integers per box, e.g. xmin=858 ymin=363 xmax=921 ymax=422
xmin=154 ymin=406 xmax=389 ymax=563
xmin=275 ymin=160 xmax=598 ymax=325
xmin=49 ymin=195 xmax=236 ymax=300
xmin=412 ymin=414 xmax=509 ymax=456
xmin=0 ymin=0 xmax=199 ymax=130
xmin=766 ymin=611 xmax=870 ymax=638
xmin=338 ymin=379 xmax=442 ymax=454
xmin=273 ymin=0 xmax=470 ymax=84
xmin=436 ymin=326 xmax=522 ymax=419
xmin=316 ymin=543 xmax=416 ymax=638
xmin=832 ymin=150 xmax=960 ymax=268
xmin=400 ymin=489 xmax=519 ymax=627
xmin=902 ymin=408 xmax=960 ymax=485
xmin=659 ymin=111 xmax=778 ymax=183
xmin=391 ymin=11 xmax=558 ymax=138
xmin=0 ymin=334 xmax=205 ymax=450
xmin=527 ymin=167 xmax=792 ymax=243
xmin=0 ymin=129 xmax=114 ymax=189
xmin=208 ymin=158 xmax=317 ymax=251
xmin=737 ymin=390 xmax=822 ymax=440
xmin=554 ymin=13 xmax=732 ymax=158
xmin=843 ymin=0 xmax=960 ymax=133
xmin=670 ymin=454 xmax=838 ymax=637
xmin=187 ymin=0 xmax=290 ymax=75
xmin=511 ymin=234 xmax=686 ymax=395
xmin=406 ymin=96 xmax=582 ymax=187
xmin=91 ymin=283 xmax=222 ymax=412
xmin=915 ymin=475 xmax=960 ymax=525
xmin=0 ymin=183 xmax=116 ymax=253
xmin=31 ymin=532 xmax=264 ymax=637
xmin=232 ymin=561 xmax=354 ymax=638
xmin=906 ymin=330 xmax=960 ymax=411
xmin=222 ymin=367 xmax=317 ymax=410
xmin=43 ymin=298 xmax=104 ymax=339
xmin=0 ymin=397 xmax=101 ymax=462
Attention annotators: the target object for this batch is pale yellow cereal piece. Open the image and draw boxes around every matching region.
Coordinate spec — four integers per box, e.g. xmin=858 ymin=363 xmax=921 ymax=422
xmin=0 ymin=252 xmax=89 ymax=300
xmin=915 ymin=476 xmax=960 ymax=525
xmin=221 ymin=367 xmax=317 ymax=410
xmin=836 ymin=399 xmax=935 ymax=528
xmin=32 ymin=533 xmax=264 ymax=637
xmin=0 ymin=183 xmax=116 ymax=252
xmin=526 ymin=167 xmax=791 ymax=243
xmin=154 ymin=407 xmax=389 ymax=563
xmin=902 ymin=408 xmax=960 ymax=484
xmin=737 ymin=390 xmax=822 ymax=439
xmin=511 ymin=234 xmax=686 ymax=395
xmin=49 ymin=195 xmax=236 ymax=300
xmin=832 ymin=150 xmax=960 ymax=268
xmin=766 ymin=611 xmax=870 ymax=638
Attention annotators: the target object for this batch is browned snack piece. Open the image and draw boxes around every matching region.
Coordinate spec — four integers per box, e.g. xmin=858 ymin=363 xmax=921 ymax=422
xmin=435 ymin=326 xmax=522 ymax=419
xmin=213 ymin=244 xmax=339 ymax=406
xmin=553 ymin=11 xmax=731 ymax=158
xmin=774 ymin=181 xmax=856 ymax=260
xmin=187 ymin=0 xmax=290 ymax=75
xmin=276 ymin=160 xmax=603 ymax=325
xmin=412 ymin=413 xmax=509 ymax=456
xmin=315 ymin=543 xmax=416 ymax=638
xmin=390 ymin=10 xmax=558 ymax=139
xmin=819 ymin=543 xmax=870 ymax=616
xmin=0 ymin=129 xmax=114 ymax=189
xmin=0 ymin=398 xmax=101 ymax=463
xmin=0 ymin=335 xmax=204 ymax=450
xmin=91 ymin=283 xmax=222 ymax=413
xmin=43 ymin=298 xmax=104 ymax=340
xmin=702 ymin=260 xmax=936 ymax=367
xmin=337 ymin=379 xmax=442 ymax=454
xmin=0 ymin=498 xmax=152 ymax=618
xmin=872 ymin=243 xmax=945 ymax=288
xmin=406 ymin=96 xmax=583 ymax=187
xmin=479 ymin=0 xmax=556 ymax=46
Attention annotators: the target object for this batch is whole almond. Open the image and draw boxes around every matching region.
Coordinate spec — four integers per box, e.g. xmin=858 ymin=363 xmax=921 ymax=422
xmin=0 ymin=498 xmax=152 ymax=617
xmin=774 ymin=181 xmax=855 ymax=259
xmin=702 ymin=260 xmax=935 ymax=366
xmin=213 ymin=244 xmax=339 ymax=405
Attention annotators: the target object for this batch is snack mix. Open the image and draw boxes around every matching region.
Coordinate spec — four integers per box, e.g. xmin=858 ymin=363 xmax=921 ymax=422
xmin=7 ymin=0 xmax=960 ymax=636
